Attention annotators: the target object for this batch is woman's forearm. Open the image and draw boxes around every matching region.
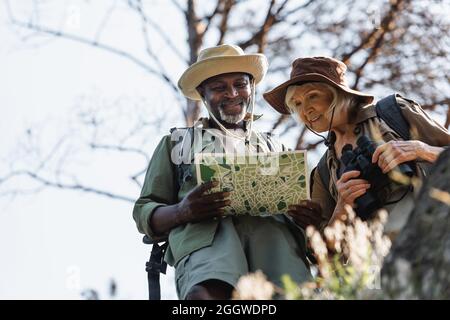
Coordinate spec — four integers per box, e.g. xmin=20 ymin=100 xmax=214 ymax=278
xmin=418 ymin=143 xmax=445 ymax=163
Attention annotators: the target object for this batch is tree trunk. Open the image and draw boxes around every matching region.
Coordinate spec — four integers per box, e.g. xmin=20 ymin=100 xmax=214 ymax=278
xmin=184 ymin=0 xmax=203 ymax=126
xmin=381 ymin=148 xmax=450 ymax=299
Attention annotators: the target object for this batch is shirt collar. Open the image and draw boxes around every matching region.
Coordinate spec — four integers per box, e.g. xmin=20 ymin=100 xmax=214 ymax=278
xmin=327 ymin=103 xmax=377 ymax=160
xmin=351 ymin=103 xmax=377 ymax=124
xmin=196 ymin=113 xmax=263 ymax=129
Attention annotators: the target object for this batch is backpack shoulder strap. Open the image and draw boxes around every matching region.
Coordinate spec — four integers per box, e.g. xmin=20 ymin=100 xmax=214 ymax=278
xmin=375 ymin=94 xmax=411 ymax=140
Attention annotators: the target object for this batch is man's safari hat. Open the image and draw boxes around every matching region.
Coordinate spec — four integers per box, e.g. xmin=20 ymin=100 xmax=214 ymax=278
xmin=178 ymin=44 xmax=268 ymax=101
xmin=263 ymin=56 xmax=374 ymax=114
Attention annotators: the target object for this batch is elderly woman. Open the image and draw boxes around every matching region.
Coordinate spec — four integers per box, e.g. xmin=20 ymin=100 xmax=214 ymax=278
xmin=263 ymin=57 xmax=450 ymax=238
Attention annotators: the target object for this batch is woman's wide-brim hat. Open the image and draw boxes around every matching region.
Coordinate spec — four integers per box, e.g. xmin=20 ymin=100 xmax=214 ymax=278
xmin=178 ymin=44 xmax=268 ymax=101
xmin=263 ymin=56 xmax=374 ymax=114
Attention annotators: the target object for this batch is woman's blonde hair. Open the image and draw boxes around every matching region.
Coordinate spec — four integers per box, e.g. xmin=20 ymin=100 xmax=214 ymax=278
xmin=285 ymin=82 xmax=356 ymax=120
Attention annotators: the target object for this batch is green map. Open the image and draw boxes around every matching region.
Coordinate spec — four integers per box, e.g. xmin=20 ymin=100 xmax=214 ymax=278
xmin=195 ymin=151 xmax=309 ymax=216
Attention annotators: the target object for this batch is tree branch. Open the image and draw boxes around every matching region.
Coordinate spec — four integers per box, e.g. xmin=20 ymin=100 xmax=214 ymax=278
xmin=238 ymin=0 xmax=278 ymax=52
xmin=94 ymin=0 xmax=117 ymax=42
xmin=127 ymin=0 xmax=188 ymax=64
xmin=7 ymin=5 xmax=181 ymax=96
xmin=278 ymin=0 xmax=315 ymax=18
xmin=217 ymin=0 xmax=235 ymax=45
xmin=0 ymin=170 xmax=135 ymax=202
xmin=351 ymin=0 xmax=406 ymax=89
xmin=170 ymin=0 xmax=186 ymax=13
xmin=130 ymin=168 xmax=147 ymax=189
xmin=131 ymin=0 xmax=180 ymax=92
xmin=183 ymin=0 xmax=204 ymax=125
xmin=298 ymin=138 xmax=323 ymax=151
xmin=294 ymin=125 xmax=308 ymax=150
xmin=341 ymin=0 xmax=406 ymax=66
xmin=89 ymin=143 xmax=150 ymax=162
xmin=202 ymin=0 xmax=223 ymax=37
xmin=270 ymin=114 xmax=290 ymax=133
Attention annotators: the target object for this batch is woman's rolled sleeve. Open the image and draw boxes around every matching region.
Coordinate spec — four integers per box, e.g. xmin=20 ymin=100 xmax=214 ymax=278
xmin=397 ymin=96 xmax=450 ymax=146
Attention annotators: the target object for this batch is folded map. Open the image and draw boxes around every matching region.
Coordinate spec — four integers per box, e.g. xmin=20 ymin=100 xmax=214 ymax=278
xmin=195 ymin=151 xmax=309 ymax=216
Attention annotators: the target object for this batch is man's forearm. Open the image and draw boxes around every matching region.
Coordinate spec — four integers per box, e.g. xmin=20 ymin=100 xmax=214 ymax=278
xmin=150 ymin=204 xmax=182 ymax=236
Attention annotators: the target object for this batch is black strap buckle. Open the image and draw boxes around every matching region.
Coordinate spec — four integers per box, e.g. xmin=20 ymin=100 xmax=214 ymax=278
xmin=145 ymin=241 xmax=169 ymax=300
xmin=147 ymin=242 xmax=168 ymax=273
xmin=145 ymin=259 xmax=167 ymax=275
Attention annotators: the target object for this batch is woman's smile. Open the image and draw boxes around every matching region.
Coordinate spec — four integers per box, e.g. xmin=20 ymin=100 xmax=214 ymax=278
xmin=308 ymin=115 xmax=321 ymax=122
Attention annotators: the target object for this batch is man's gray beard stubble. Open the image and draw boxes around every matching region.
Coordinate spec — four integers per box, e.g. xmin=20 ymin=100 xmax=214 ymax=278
xmin=218 ymin=103 xmax=248 ymax=124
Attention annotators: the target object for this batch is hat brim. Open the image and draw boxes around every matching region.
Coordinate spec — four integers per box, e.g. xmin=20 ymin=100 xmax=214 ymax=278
xmin=263 ymin=73 xmax=374 ymax=114
xmin=178 ymin=54 xmax=268 ymax=101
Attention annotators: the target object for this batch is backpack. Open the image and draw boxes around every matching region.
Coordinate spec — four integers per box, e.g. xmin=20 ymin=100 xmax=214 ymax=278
xmin=314 ymin=93 xmax=411 ymax=202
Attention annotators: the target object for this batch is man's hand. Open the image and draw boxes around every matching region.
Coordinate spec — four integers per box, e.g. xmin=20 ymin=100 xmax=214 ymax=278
xmin=287 ymin=200 xmax=323 ymax=230
xmin=175 ymin=180 xmax=231 ymax=225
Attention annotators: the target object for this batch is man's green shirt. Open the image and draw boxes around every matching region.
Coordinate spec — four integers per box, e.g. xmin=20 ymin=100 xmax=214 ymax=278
xmin=133 ymin=119 xmax=306 ymax=266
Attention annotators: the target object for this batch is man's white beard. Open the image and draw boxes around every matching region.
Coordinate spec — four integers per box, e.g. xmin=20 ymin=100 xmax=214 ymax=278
xmin=218 ymin=103 xmax=248 ymax=124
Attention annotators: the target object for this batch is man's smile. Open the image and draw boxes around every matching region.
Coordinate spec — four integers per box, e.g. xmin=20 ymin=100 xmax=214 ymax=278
xmin=220 ymin=101 xmax=244 ymax=115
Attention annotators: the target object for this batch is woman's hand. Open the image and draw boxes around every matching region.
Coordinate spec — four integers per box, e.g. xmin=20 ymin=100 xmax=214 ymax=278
xmin=371 ymin=140 xmax=424 ymax=173
xmin=287 ymin=200 xmax=323 ymax=230
xmin=336 ymin=170 xmax=370 ymax=209
xmin=372 ymin=140 xmax=444 ymax=171
xmin=328 ymin=170 xmax=370 ymax=225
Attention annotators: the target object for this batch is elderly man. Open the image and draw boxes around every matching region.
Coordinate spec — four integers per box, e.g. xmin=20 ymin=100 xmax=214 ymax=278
xmin=133 ymin=44 xmax=316 ymax=300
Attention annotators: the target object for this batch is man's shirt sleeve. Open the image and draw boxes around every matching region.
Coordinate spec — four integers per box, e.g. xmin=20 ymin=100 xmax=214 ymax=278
xmin=132 ymin=135 xmax=178 ymax=240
